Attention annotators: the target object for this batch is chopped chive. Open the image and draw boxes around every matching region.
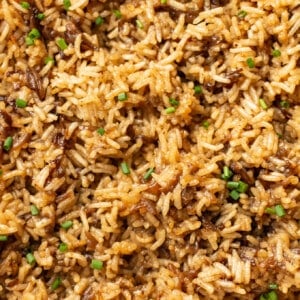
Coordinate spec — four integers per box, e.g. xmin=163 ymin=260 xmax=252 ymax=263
xmin=269 ymin=283 xmax=278 ymax=290
xmin=221 ymin=166 xmax=233 ymax=181
xmin=59 ymin=242 xmax=68 ymax=253
xmin=267 ymin=291 xmax=278 ymax=300
xmin=230 ymin=190 xmax=240 ymax=200
xmin=237 ymin=10 xmax=247 ymax=18
xmin=21 ymin=1 xmax=30 ymax=9
xmin=227 ymin=181 xmax=239 ymax=190
xmin=272 ymin=49 xmax=281 ymax=58
xmin=161 ymin=0 xmax=167 ymax=3
xmin=260 ymin=291 xmax=278 ymax=300
xmin=61 ymin=220 xmax=73 ymax=230
xmin=44 ymin=56 xmax=54 ymax=64
xmin=0 ymin=169 xmax=3 ymax=176
xmin=37 ymin=13 xmax=45 ymax=20
xmin=113 ymin=10 xmax=122 ymax=19
xmin=3 ymin=136 xmax=13 ymax=151
xmin=194 ymin=85 xmax=203 ymax=95
xmin=143 ymin=168 xmax=154 ymax=180
xmin=136 ymin=19 xmax=144 ymax=29
xmin=51 ymin=277 xmax=62 ymax=290
xmin=30 ymin=205 xmax=39 ymax=216
xmin=165 ymin=107 xmax=176 ymax=114
xmin=95 ymin=16 xmax=104 ymax=26
xmin=63 ymin=0 xmax=71 ymax=10
xmin=28 ymin=28 xmax=41 ymax=40
xmin=0 ymin=235 xmax=8 ymax=241
xmin=279 ymin=100 xmax=289 ymax=108
xmin=16 ymin=98 xmax=27 ymax=108
xmin=202 ymin=120 xmax=210 ymax=129
xmin=275 ymin=204 xmax=285 ymax=217
xmin=90 ymin=259 xmax=103 ymax=270
xmin=56 ymin=38 xmax=68 ymax=51
xmin=169 ymin=98 xmax=179 ymax=107
xmin=259 ymin=98 xmax=268 ymax=110
xmin=26 ymin=253 xmax=36 ymax=265
xmin=25 ymin=37 xmax=34 ymax=46
xmin=265 ymin=207 xmax=276 ymax=215
xmin=97 ymin=128 xmax=105 ymax=136
xmin=276 ymin=133 xmax=283 ymax=138
xmin=246 ymin=58 xmax=255 ymax=68
xmin=120 ymin=162 xmax=130 ymax=175
xmin=117 ymin=92 xmax=128 ymax=101
xmin=237 ymin=181 xmax=249 ymax=193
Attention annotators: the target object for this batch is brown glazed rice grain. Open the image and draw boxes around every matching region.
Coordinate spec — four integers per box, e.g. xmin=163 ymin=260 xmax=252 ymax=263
xmin=0 ymin=0 xmax=299 ymax=299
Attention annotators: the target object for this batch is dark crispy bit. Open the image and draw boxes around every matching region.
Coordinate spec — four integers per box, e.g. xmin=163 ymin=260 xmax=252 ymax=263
xmin=53 ymin=131 xmax=66 ymax=148
xmin=65 ymin=22 xmax=97 ymax=51
xmin=85 ymin=231 xmax=98 ymax=251
xmin=130 ymin=198 xmax=157 ymax=215
xmin=225 ymin=69 xmax=242 ymax=87
xmin=65 ymin=22 xmax=81 ymax=44
xmin=181 ymin=187 xmax=196 ymax=206
xmin=210 ymin=0 xmax=229 ymax=8
xmin=48 ymin=155 xmax=66 ymax=179
xmin=41 ymin=25 xmax=58 ymax=40
xmin=11 ymin=132 xmax=31 ymax=150
xmin=230 ymin=161 xmax=255 ymax=185
xmin=25 ymin=68 xmax=45 ymax=100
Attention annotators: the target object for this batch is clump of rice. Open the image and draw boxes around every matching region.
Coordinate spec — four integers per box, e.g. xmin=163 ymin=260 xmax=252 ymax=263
xmin=0 ymin=0 xmax=299 ymax=299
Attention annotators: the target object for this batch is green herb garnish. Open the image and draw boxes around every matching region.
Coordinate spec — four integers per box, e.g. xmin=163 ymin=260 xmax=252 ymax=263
xmin=59 ymin=242 xmax=68 ymax=253
xmin=202 ymin=120 xmax=210 ymax=129
xmin=169 ymin=98 xmax=179 ymax=107
xmin=26 ymin=253 xmax=36 ymax=265
xmin=246 ymin=57 xmax=255 ymax=68
xmin=95 ymin=16 xmax=104 ymax=26
xmin=143 ymin=168 xmax=155 ymax=180
xmin=30 ymin=205 xmax=39 ymax=216
xmin=61 ymin=220 xmax=73 ymax=230
xmin=279 ymin=100 xmax=289 ymax=108
xmin=230 ymin=190 xmax=240 ymax=201
xmin=90 ymin=259 xmax=103 ymax=270
xmin=120 ymin=162 xmax=130 ymax=175
xmin=56 ymin=38 xmax=68 ymax=51
xmin=21 ymin=1 xmax=30 ymax=9
xmin=117 ymin=92 xmax=128 ymax=101
xmin=237 ymin=10 xmax=247 ymax=18
xmin=194 ymin=85 xmax=203 ymax=95
xmin=63 ymin=0 xmax=71 ymax=10
xmin=37 ymin=13 xmax=45 ymax=20
xmin=97 ymin=128 xmax=105 ymax=136
xmin=51 ymin=277 xmax=62 ymax=290
xmin=165 ymin=107 xmax=176 ymax=114
xmin=136 ymin=20 xmax=144 ymax=29
xmin=221 ymin=166 xmax=233 ymax=181
xmin=259 ymin=98 xmax=268 ymax=110
xmin=16 ymin=98 xmax=27 ymax=108
xmin=44 ymin=57 xmax=54 ymax=64
xmin=3 ymin=136 xmax=13 ymax=151
xmin=0 ymin=235 xmax=8 ymax=241
xmin=113 ymin=10 xmax=122 ymax=19
xmin=272 ymin=49 xmax=281 ymax=58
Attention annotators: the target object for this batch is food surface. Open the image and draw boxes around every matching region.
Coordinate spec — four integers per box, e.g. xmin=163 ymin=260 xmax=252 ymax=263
xmin=0 ymin=0 xmax=299 ymax=299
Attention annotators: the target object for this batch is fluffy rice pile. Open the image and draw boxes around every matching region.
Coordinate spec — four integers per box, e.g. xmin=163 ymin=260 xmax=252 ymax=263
xmin=0 ymin=0 xmax=299 ymax=299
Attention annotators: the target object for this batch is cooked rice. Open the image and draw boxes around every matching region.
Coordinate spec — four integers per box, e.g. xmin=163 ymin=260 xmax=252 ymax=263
xmin=0 ymin=0 xmax=299 ymax=299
